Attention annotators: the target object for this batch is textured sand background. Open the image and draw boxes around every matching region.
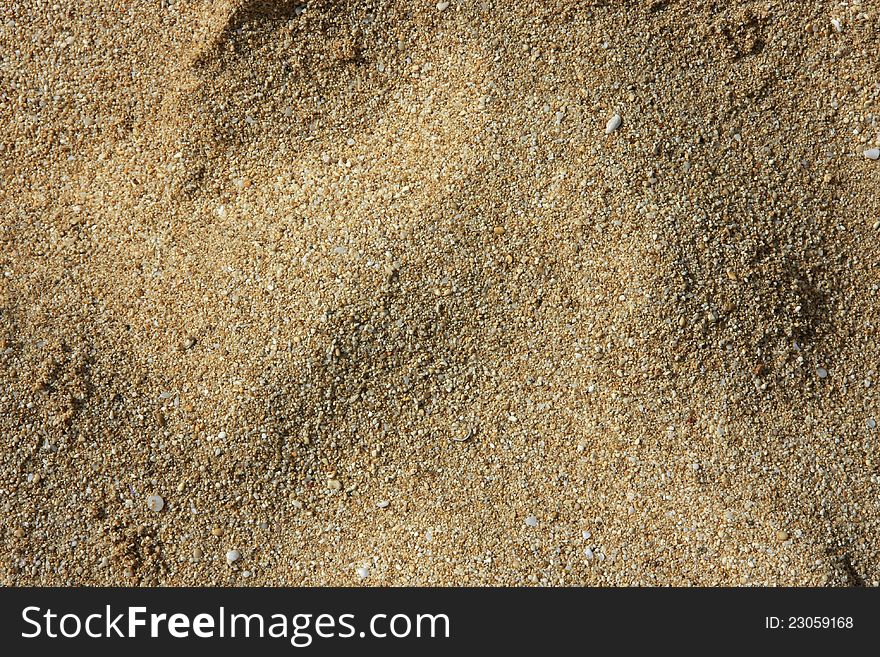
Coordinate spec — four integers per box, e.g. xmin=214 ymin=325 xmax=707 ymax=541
xmin=1 ymin=0 xmax=879 ymax=585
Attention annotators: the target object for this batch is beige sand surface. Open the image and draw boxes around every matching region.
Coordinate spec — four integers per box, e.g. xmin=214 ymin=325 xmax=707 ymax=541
xmin=1 ymin=0 xmax=879 ymax=585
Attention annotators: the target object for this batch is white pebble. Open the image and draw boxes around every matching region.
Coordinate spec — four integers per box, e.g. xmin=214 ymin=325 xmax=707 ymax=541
xmin=864 ymin=148 xmax=880 ymax=160
xmin=525 ymin=516 xmax=538 ymax=527
xmin=217 ymin=431 xmax=227 ymax=440
xmin=147 ymin=494 xmax=164 ymax=512
xmin=226 ymin=549 xmax=240 ymax=563
xmin=605 ymin=114 xmax=622 ymax=135
xmin=376 ymin=500 xmax=390 ymax=508
xmin=584 ymin=547 xmax=595 ymax=560
xmin=582 ymin=530 xmax=591 ymax=540
xmin=436 ymin=1 xmax=450 ymax=10
xmin=868 ymin=418 xmax=877 ymax=430
xmin=831 ymin=18 xmax=843 ymax=33
xmin=357 ymin=566 xmax=369 ymax=579
xmin=816 ymin=366 xmax=828 ymax=379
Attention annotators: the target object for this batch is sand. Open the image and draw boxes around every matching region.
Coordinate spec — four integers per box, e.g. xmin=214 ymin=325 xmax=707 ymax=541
xmin=1 ymin=0 xmax=879 ymax=586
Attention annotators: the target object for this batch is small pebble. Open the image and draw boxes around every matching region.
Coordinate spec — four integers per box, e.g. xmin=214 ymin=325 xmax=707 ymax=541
xmin=436 ymin=1 xmax=450 ymax=10
xmin=867 ymin=418 xmax=876 ymax=430
xmin=864 ymin=148 xmax=880 ymax=160
xmin=357 ymin=566 xmax=369 ymax=579
xmin=525 ymin=515 xmax=538 ymax=527
xmin=776 ymin=530 xmax=790 ymax=543
xmin=582 ymin=530 xmax=591 ymax=540
xmin=226 ymin=549 xmax=241 ymax=563
xmin=816 ymin=366 xmax=828 ymax=379
xmin=99 ymin=557 xmax=109 ymax=569
xmin=584 ymin=547 xmax=595 ymax=560
xmin=192 ymin=547 xmax=204 ymax=561
xmin=211 ymin=527 xmax=224 ymax=537
xmin=376 ymin=500 xmax=390 ymax=508
xmin=147 ymin=494 xmax=164 ymax=512
xmin=605 ymin=113 xmax=622 ymax=135
xmin=327 ymin=479 xmax=342 ymax=491
xmin=13 ymin=528 xmax=25 ymax=538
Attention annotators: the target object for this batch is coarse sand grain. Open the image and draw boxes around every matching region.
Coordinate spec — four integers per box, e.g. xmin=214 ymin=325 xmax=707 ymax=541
xmin=1 ymin=0 xmax=879 ymax=586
